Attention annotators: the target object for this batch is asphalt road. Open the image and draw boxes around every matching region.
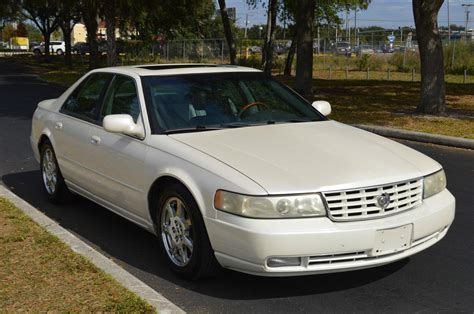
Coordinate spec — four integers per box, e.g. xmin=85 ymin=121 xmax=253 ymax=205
xmin=1 ymin=59 xmax=473 ymax=313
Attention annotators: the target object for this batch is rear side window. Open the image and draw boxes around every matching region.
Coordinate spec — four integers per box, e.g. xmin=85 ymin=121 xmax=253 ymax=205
xmin=61 ymin=73 xmax=111 ymax=123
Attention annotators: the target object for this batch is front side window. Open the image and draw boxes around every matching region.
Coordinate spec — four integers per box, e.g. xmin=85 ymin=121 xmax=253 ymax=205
xmin=101 ymin=75 xmax=140 ymax=122
xmin=141 ymin=72 xmax=325 ymax=133
xmin=62 ymin=73 xmax=111 ymax=122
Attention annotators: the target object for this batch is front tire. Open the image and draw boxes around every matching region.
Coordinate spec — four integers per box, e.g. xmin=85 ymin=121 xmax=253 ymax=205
xmin=156 ymin=184 xmax=220 ymax=279
xmin=56 ymin=49 xmax=63 ymax=55
xmin=40 ymin=140 xmax=71 ymax=203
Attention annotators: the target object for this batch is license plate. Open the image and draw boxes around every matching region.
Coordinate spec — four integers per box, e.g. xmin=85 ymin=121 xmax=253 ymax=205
xmin=373 ymin=224 xmax=413 ymax=256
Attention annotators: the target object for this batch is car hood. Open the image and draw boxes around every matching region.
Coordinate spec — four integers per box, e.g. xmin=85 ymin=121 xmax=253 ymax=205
xmin=169 ymin=121 xmax=441 ymax=194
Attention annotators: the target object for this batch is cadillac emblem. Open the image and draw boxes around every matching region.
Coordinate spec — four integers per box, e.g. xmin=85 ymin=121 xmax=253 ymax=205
xmin=376 ymin=193 xmax=391 ymax=209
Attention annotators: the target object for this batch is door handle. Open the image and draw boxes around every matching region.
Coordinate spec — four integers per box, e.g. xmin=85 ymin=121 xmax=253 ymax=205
xmin=90 ymin=135 xmax=101 ymax=145
xmin=55 ymin=122 xmax=63 ymax=130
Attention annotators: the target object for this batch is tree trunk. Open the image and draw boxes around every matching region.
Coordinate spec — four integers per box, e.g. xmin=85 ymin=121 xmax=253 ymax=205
xmin=262 ymin=0 xmax=278 ymax=74
xmin=104 ymin=0 xmax=117 ymax=66
xmin=295 ymin=0 xmax=315 ymax=97
xmin=217 ymin=0 xmax=237 ymax=65
xmin=60 ymin=24 xmax=73 ymax=68
xmin=413 ymin=0 xmax=446 ymax=114
xmin=284 ymin=34 xmax=297 ymax=76
xmin=82 ymin=1 xmax=99 ymax=69
xmin=43 ymin=34 xmax=51 ymax=57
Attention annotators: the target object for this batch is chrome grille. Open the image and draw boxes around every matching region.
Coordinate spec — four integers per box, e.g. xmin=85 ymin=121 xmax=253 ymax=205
xmin=323 ymin=178 xmax=423 ymax=221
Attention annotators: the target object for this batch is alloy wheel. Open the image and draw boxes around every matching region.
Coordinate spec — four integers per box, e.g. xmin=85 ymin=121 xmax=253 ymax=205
xmin=41 ymin=147 xmax=57 ymax=195
xmin=160 ymin=197 xmax=194 ymax=267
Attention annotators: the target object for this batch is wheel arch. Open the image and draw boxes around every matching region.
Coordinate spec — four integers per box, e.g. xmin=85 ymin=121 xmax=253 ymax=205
xmin=37 ymin=133 xmax=51 ymax=151
xmin=147 ymin=175 xmax=205 ymax=227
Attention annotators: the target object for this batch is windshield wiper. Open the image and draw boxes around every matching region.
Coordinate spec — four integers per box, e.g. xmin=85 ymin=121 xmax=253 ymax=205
xmin=164 ymin=125 xmax=223 ymax=134
xmin=220 ymin=122 xmax=248 ymax=128
xmin=283 ymin=118 xmax=318 ymax=123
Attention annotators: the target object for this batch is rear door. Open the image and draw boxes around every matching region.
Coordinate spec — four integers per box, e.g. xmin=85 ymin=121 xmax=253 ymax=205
xmin=54 ymin=73 xmax=112 ymax=190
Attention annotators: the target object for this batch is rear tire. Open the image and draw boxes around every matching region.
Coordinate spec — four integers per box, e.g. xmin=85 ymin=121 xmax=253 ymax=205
xmin=156 ymin=183 xmax=220 ymax=280
xmin=40 ymin=140 xmax=71 ymax=203
xmin=56 ymin=49 xmax=63 ymax=55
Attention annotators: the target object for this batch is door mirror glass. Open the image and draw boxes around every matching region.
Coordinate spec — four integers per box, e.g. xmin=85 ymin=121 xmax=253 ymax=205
xmin=312 ymin=100 xmax=332 ymax=116
xmin=103 ymin=114 xmax=145 ymax=138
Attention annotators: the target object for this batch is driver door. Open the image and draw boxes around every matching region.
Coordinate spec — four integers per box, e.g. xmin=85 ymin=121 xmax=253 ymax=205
xmin=86 ymin=74 xmax=149 ymax=221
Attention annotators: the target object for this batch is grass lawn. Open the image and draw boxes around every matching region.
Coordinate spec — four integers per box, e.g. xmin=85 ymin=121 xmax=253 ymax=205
xmin=0 ymin=198 xmax=154 ymax=312
xmin=277 ymin=76 xmax=474 ymax=139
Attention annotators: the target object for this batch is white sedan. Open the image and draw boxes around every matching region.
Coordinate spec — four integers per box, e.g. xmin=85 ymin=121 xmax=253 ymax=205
xmin=30 ymin=64 xmax=455 ymax=279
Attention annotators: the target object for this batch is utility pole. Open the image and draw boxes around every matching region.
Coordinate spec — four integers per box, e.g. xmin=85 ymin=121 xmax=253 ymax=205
xmin=462 ymin=4 xmax=473 ymax=42
xmin=354 ymin=8 xmax=357 ymax=47
xmin=317 ymin=25 xmax=320 ymax=54
xmin=244 ymin=13 xmax=249 ymax=39
xmin=345 ymin=9 xmax=349 ymax=41
xmin=447 ymin=0 xmax=450 ymax=44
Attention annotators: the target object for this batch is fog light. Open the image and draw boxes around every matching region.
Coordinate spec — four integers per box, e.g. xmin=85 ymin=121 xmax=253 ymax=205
xmin=267 ymin=257 xmax=301 ymax=268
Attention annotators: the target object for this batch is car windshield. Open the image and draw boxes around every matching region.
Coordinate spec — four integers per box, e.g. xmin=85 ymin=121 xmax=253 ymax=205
xmin=141 ymin=72 xmax=325 ymax=134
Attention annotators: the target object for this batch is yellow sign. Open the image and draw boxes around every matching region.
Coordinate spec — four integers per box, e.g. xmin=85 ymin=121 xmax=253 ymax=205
xmin=12 ymin=37 xmax=29 ymax=46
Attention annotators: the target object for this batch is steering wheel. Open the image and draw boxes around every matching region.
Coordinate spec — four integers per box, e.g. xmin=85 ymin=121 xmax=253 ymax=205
xmin=238 ymin=102 xmax=269 ymax=118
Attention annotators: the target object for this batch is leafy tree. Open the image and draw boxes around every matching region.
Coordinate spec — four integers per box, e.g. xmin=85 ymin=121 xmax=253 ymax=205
xmin=0 ymin=0 xmax=19 ymax=27
xmin=16 ymin=22 xmax=28 ymax=37
xmin=413 ymin=0 xmax=445 ymax=114
xmin=1 ymin=24 xmax=15 ymax=41
xmin=20 ymin=0 xmax=59 ymax=57
xmin=25 ymin=23 xmax=42 ymax=41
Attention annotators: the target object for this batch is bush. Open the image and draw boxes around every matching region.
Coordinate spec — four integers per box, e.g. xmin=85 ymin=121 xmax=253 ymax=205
xmin=238 ymin=54 xmax=262 ymax=69
xmin=388 ymin=52 xmax=420 ymax=72
xmin=355 ymin=54 xmax=370 ymax=71
xmin=444 ymin=42 xmax=474 ymax=75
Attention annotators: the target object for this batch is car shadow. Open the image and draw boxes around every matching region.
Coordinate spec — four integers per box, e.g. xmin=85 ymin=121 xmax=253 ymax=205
xmin=2 ymin=170 xmax=409 ymax=300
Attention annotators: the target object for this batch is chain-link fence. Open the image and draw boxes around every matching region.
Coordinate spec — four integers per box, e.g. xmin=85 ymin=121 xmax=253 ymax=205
xmin=118 ymin=36 xmax=473 ymax=80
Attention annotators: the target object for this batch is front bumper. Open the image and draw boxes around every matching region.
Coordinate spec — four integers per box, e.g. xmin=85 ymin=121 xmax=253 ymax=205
xmin=205 ymin=189 xmax=455 ymax=276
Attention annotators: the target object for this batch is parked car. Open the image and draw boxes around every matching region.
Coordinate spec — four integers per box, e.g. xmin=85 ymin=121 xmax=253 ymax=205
xmin=355 ymin=45 xmax=375 ymax=56
xmin=377 ymin=43 xmax=394 ymax=53
xmin=333 ymin=41 xmax=351 ymax=56
xmin=273 ymin=43 xmax=288 ymax=55
xmin=72 ymin=41 xmax=108 ymax=55
xmin=32 ymin=41 xmax=66 ymax=55
xmin=29 ymin=41 xmax=40 ymax=51
xmin=30 ymin=64 xmax=455 ymax=279
xmin=248 ymin=45 xmax=262 ymax=54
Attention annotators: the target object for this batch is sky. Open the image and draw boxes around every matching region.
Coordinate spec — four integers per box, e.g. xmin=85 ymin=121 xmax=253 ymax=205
xmin=227 ymin=0 xmax=474 ymax=29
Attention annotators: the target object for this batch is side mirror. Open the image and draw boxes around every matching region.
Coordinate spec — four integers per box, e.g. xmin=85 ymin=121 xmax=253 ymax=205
xmin=103 ymin=114 xmax=145 ymax=139
xmin=312 ymin=100 xmax=332 ymax=116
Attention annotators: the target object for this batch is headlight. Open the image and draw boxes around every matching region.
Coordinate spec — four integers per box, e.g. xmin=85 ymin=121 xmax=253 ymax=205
xmin=214 ymin=190 xmax=327 ymax=218
xmin=423 ymin=169 xmax=446 ymax=199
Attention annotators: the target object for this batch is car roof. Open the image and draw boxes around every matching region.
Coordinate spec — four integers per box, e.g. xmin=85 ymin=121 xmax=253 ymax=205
xmin=91 ymin=64 xmax=262 ymax=76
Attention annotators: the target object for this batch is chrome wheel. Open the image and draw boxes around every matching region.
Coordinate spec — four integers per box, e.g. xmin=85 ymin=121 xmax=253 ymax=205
xmin=41 ymin=147 xmax=57 ymax=195
xmin=161 ymin=197 xmax=194 ymax=267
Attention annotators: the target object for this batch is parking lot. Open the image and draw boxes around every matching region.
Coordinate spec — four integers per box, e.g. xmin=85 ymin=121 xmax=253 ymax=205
xmin=1 ymin=59 xmax=473 ymax=313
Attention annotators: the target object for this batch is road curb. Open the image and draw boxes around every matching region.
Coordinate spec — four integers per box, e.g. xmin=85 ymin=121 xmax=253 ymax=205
xmin=0 ymin=185 xmax=184 ymax=314
xmin=354 ymin=124 xmax=474 ymax=150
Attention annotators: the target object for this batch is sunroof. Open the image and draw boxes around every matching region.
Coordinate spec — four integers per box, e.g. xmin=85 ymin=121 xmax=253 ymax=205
xmin=137 ymin=64 xmax=218 ymax=70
